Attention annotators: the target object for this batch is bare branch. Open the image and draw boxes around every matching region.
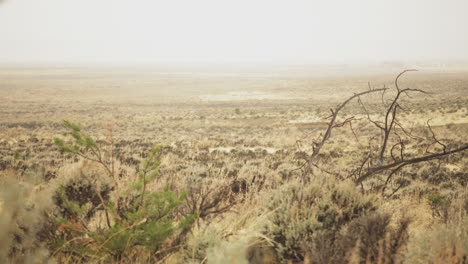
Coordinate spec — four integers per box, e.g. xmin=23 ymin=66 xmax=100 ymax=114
xmin=357 ymin=96 xmax=385 ymax=131
xmin=301 ymin=69 xmax=466 ymax=190
xmin=426 ymin=119 xmax=447 ymax=154
xmin=309 ymin=88 xmax=387 ymax=160
xmin=379 ymin=70 xmax=425 ymax=163
xmin=304 ymin=87 xmax=387 ymax=175
xmin=395 ymin=69 xmax=417 ymax=91
xmin=356 ymin=144 xmax=468 ymax=184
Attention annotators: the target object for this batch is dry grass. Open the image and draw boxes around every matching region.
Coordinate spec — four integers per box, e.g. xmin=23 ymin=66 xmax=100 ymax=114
xmin=0 ymin=68 xmax=467 ymax=263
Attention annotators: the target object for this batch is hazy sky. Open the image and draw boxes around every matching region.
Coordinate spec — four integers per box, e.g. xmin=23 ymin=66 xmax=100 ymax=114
xmin=1 ymin=0 xmax=468 ymax=65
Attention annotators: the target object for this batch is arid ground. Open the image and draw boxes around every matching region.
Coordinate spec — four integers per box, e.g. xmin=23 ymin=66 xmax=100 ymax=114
xmin=0 ymin=67 xmax=467 ymax=263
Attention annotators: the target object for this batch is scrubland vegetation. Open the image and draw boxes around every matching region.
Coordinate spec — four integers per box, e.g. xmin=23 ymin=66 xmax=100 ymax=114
xmin=0 ymin=68 xmax=467 ymax=263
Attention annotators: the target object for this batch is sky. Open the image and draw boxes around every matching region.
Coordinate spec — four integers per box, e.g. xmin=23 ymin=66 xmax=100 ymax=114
xmin=0 ymin=0 xmax=468 ymax=65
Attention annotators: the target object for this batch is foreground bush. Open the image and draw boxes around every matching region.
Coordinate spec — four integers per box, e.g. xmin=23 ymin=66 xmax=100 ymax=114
xmin=263 ymin=176 xmax=415 ymax=263
xmin=0 ymin=171 xmax=53 ymax=263
xmin=50 ymin=121 xmax=195 ymax=262
xmin=405 ymin=192 xmax=468 ymax=264
xmin=0 ymin=120 xmax=197 ymax=263
xmin=264 ymin=177 xmax=379 ymax=262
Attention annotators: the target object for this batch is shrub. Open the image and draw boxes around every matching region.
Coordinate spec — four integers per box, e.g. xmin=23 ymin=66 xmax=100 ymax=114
xmin=51 ymin=120 xmax=195 ymax=261
xmin=264 ymin=177 xmax=378 ymax=262
xmin=0 ymin=171 xmax=53 ymax=263
xmin=426 ymin=191 xmax=451 ymax=221
xmin=310 ymin=212 xmax=410 ymax=263
xmin=405 ymin=190 xmax=468 ymax=264
xmin=404 ymin=216 xmax=467 ymax=264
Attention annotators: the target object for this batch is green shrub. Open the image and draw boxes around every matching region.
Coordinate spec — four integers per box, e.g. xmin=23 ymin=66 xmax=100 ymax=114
xmin=426 ymin=191 xmax=451 ymax=221
xmin=52 ymin=120 xmax=195 ymax=261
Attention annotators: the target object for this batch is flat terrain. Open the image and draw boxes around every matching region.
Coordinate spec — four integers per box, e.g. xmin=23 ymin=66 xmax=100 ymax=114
xmin=1 ymin=67 xmax=467 ymax=164
xmin=0 ymin=66 xmax=467 ymax=263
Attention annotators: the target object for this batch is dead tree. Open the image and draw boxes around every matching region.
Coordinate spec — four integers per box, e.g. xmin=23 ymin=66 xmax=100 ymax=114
xmin=304 ymin=70 xmax=468 ymax=193
xmin=303 ymin=87 xmax=388 ymax=175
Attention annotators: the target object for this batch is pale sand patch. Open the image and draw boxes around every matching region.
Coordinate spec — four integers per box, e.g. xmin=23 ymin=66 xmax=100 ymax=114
xmin=445 ymin=163 xmax=462 ymax=172
xmin=288 ymin=116 xmax=330 ymax=128
xmin=199 ymin=91 xmax=297 ymax=101
xmin=288 ymin=118 xmax=323 ymax=124
xmin=399 ymin=113 xmax=468 ymax=127
xmin=209 ymin=147 xmax=277 ymax=154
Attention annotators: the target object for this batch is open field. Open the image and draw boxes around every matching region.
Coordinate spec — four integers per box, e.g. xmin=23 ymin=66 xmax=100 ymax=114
xmin=0 ymin=67 xmax=467 ymax=263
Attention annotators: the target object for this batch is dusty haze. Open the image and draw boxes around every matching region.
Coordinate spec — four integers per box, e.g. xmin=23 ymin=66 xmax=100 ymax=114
xmin=1 ymin=0 xmax=468 ymax=65
xmin=1 ymin=1 xmax=468 ymax=263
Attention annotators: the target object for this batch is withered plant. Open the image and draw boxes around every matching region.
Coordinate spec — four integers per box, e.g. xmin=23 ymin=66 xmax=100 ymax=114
xmin=302 ymin=70 xmax=468 ymax=195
